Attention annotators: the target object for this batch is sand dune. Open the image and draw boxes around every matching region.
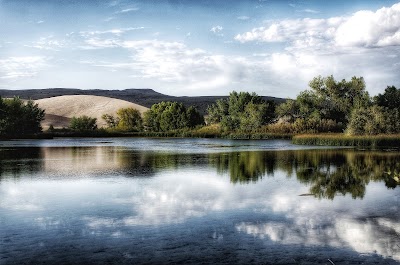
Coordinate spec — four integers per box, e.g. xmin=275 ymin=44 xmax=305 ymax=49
xmin=35 ymin=95 xmax=149 ymax=129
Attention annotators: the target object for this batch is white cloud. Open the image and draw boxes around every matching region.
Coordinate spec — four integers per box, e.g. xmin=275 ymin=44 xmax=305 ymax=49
xmin=236 ymin=2 xmax=400 ymax=48
xmin=78 ymin=35 xmax=400 ymax=96
xmin=302 ymin=9 xmax=319 ymax=14
xmin=104 ymin=17 xmax=115 ymax=22
xmin=0 ymin=56 xmax=48 ymax=80
xmin=237 ymin=16 xmax=250 ymax=21
xmin=24 ymin=36 xmax=65 ymax=51
xmin=233 ymin=2 xmax=400 ymax=96
xmin=335 ymin=4 xmax=400 ymax=47
xmin=88 ymin=39 xmax=258 ymax=93
xmin=210 ymin=25 xmax=224 ymax=36
xmin=79 ymin=27 xmax=144 ymax=37
xmin=114 ymin=7 xmax=139 ymax=14
xmin=235 ymin=17 xmax=343 ymax=45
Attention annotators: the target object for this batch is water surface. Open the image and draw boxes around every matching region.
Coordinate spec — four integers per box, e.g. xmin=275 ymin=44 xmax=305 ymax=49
xmin=0 ymin=138 xmax=399 ymax=264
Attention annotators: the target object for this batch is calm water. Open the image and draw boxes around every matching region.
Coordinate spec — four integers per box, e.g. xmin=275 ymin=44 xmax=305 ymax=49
xmin=0 ymin=138 xmax=399 ymax=264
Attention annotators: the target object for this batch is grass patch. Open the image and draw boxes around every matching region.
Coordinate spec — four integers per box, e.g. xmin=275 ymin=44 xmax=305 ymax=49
xmin=292 ymin=133 xmax=400 ymax=148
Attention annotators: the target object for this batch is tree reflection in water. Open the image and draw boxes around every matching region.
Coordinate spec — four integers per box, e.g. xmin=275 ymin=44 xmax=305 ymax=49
xmin=0 ymin=146 xmax=399 ymax=199
xmin=0 ymin=147 xmax=44 ymax=180
xmin=211 ymin=150 xmax=400 ymax=199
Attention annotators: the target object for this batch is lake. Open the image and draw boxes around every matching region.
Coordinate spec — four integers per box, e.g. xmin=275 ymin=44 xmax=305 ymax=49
xmin=0 ymin=138 xmax=399 ymax=264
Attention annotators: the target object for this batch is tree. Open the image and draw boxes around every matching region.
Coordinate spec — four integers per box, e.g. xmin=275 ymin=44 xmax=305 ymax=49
xmin=346 ymin=106 xmax=391 ymax=135
xmin=70 ymin=116 xmax=97 ymax=131
xmin=186 ymin=106 xmax=205 ymax=128
xmin=307 ymin=75 xmax=370 ymax=124
xmin=102 ymin=114 xmax=119 ymax=128
xmin=206 ymin=99 xmax=228 ymax=124
xmin=144 ymin=102 xmax=203 ymax=132
xmin=206 ymin=91 xmax=275 ymax=131
xmin=0 ymin=97 xmax=45 ymax=136
xmin=374 ymin=86 xmax=400 ymax=111
xmin=275 ymin=99 xmax=300 ymax=122
xmin=116 ymin=108 xmax=143 ymax=131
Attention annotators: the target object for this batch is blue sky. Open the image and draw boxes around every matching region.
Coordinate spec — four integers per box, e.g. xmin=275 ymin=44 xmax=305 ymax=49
xmin=1 ymin=0 xmax=400 ymax=97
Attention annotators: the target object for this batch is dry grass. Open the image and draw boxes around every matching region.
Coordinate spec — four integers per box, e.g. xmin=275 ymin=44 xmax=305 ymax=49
xmin=35 ymin=95 xmax=148 ymax=129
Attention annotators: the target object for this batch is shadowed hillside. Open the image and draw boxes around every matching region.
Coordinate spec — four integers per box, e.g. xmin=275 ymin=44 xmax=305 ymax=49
xmin=0 ymin=88 xmax=285 ymax=114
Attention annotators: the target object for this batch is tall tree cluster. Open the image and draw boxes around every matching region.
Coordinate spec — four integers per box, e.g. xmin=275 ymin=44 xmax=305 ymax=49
xmin=0 ymin=97 xmax=45 ymax=136
xmin=275 ymin=75 xmax=400 ymax=135
xmin=144 ymin=102 xmax=204 ymax=131
xmin=206 ymin=91 xmax=276 ymax=132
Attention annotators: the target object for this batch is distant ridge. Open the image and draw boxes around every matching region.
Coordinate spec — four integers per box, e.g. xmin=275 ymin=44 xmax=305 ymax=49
xmin=0 ymin=88 xmax=285 ymax=114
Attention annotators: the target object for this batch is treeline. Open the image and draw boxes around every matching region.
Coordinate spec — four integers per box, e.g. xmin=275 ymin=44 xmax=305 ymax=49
xmin=272 ymin=76 xmax=400 ymax=135
xmin=4 ymin=74 xmax=400 ymax=138
xmin=67 ymin=101 xmax=205 ymax=133
xmin=61 ymin=75 xmax=400 ymax=136
xmin=206 ymin=76 xmax=400 ymax=135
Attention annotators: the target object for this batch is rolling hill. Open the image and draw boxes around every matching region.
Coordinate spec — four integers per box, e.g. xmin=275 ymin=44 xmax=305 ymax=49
xmin=35 ymin=95 xmax=148 ymax=129
xmin=0 ymin=88 xmax=285 ymax=115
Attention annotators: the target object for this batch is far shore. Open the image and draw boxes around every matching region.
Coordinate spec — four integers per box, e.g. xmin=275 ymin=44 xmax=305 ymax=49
xmin=2 ymin=132 xmax=400 ymax=148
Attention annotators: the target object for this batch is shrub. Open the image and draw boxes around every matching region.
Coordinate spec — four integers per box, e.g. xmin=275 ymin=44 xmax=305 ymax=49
xmin=70 ymin=116 xmax=97 ymax=131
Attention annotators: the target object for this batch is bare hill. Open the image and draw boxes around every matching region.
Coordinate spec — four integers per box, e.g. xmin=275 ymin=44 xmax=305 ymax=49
xmin=0 ymin=88 xmax=285 ymax=114
xmin=35 ymin=95 xmax=148 ymax=129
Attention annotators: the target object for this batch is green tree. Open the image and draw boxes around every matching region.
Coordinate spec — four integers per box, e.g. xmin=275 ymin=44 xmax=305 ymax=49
xmin=275 ymin=99 xmax=300 ymax=122
xmin=159 ymin=102 xmax=188 ymax=131
xmin=206 ymin=91 xmax=275 ymax=131
xmin=0 ymin=97 xmax=45 ymax=136
xmin=274 ymin=75 xmax=371 ymax=133
xmin=206 ymin=99 xmax=228 ymax=124
xmin=70 ymin=116 xmax=97 ymax=131
xmin=102 ymin=114 xmax=119 ymax=128
xmin=346 ymin=105 xmax=400 ymax=135
xmin=116 ymin=108 xmax=143 ymax=132
xmin=374 ymin=86 xmax=400 ymax=111
xmin=307 ymin=75 xmax=370 ymax=124
xmin=186 ymin=106 xmax=205 ymax=128
xmin=144 ymin=102 xmax=203 ymax=132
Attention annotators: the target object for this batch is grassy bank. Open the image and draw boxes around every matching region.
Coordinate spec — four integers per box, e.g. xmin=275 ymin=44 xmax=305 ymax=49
xmin=292 ymin=134 xmax=400 ymax=148
xmin=4 ymin=130 xmax=400 ymax=149
xmin=40 ymin=131 xmax=291 ymax=139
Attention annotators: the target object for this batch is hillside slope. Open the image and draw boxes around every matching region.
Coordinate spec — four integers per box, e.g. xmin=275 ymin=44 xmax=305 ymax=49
xmin=35 ymin=95 xmax=148 ymax=129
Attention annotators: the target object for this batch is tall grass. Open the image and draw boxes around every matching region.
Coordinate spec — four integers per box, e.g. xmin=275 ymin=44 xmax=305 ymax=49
xmin=292 ymin=134 xmax=400 ymax=148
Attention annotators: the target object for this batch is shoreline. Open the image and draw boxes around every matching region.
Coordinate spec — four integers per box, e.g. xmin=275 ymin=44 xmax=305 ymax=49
xmin=2 ymin=132 xmax=400 ymax=148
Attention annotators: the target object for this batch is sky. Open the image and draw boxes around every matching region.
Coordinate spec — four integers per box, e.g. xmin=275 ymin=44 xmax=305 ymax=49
xmin=1 ymin=0 xmax=400 ymax=98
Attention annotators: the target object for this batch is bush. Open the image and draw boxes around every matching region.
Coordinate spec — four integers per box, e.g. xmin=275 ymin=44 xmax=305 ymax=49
xmin=70 ymin=116 xmax=97 ymax=131
xmin=116 ymin=108 xmax=143 ymax=132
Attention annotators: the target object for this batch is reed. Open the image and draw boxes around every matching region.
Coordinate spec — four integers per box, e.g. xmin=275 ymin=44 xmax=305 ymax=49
xmin=292 ymin=134 xmax=400 ymax=148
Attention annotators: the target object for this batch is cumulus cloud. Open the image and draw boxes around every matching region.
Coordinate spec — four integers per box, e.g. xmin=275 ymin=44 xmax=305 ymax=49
xmin=236 ymin=2 xmax=400 ymax=48
xmin=233 ymin=2 xmax=400 ymax=96
xmin=335 ymin=4 xmax=400 ymax=47
xmin=78 ymin=34 xmax=400 ymax=96
xmin=0 ymin=56 xmax=48 ymax=80
xmin=88 ymin=39 xmax=259 ymax=93
xmin=235 ymin=17 xmax=343 ymax=46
